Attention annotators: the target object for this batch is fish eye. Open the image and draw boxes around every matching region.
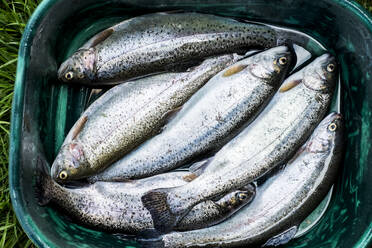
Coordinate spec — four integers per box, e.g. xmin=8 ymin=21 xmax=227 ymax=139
xmin=327 ymin=63 xmax=335 ymax=72
xmin=328 ymin=123 xmax=337 ymax=132
xmin=59 ymin=171 xmax=68 ymax=180
xmin=78 ymin=73 xmax=84 ymax=79
xmin=237 ymin=192 xmax=247 ymax=200
xmin=279 ymin=57 xmax=287 ymax=65
xmin=65 ymin=72 xmax=74 ymax=80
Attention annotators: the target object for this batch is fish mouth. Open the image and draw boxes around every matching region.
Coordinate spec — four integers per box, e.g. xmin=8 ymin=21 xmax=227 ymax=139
xmin=333 ymin=113 xmax=343 ymax=120
xmin=327 ymin=112 xmax=343 ymax=121
xmin=319 ymin=53 xmax=337 ymax=73
xmin=50 ymin=164 xmax=60 ymax=181
xmin=57 ymin=60 xmax=72 ymax=83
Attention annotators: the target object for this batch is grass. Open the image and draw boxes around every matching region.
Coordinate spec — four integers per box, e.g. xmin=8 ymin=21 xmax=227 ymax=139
xmin=358 ymin=0 xmax=372 ymax=12
xmin=0 ymin=1 xmax=41 ymax=247
xmin=0 ymin=0 xmax=370 ymax=247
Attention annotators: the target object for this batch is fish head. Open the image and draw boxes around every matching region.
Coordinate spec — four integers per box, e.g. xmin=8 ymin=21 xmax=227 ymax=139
xmin=218 ymin=184 xmax=256 ymax=210
xmin=58 ymin=48 xmax=96 ymax=84
xmin=303 ymin=53 xmax=338 ymax=92
xmin=306 ymin=112 xmax=344 ymax=154
xmin=247 ymin=45 xmax=293 ymax=85
xmin=51 ymin=141 xmax=90 ymax=182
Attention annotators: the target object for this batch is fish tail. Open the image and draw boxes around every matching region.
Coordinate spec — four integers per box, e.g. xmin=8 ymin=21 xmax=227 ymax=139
xmin=141 ymin=188 xmax=179 ymax=233
xmin=34 ymin=157 xmax=53 ymax=206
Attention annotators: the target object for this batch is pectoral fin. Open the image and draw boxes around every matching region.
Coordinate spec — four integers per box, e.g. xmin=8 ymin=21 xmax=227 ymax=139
xmin=222 ymin=64 xmax=248 ymax=77
xmin=162 ymin=106 xmax=183 ymax=125
xmin=183 ymin=158 xmax=213 ymax=182
xmin=279 ymin=79 xmax=302 ymax=92
xmin=262 ymin=226 xmax=298 ymax=247
xmin=72 ymin=115 xmax=88 ymax=140
xmin=182 ymin=173 xmax=198 ymax=182
xmin=89 ymin=28 xmax=114 ymax=48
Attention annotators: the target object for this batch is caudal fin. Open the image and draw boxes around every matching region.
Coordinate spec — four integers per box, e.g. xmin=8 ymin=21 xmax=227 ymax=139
xmin=141 ymin=189 xmax=178 ymax=233
xmin=34 ymin=157 xmax=53 ymax=206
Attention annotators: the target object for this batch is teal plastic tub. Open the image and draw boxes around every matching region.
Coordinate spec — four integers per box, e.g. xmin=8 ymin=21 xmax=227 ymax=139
xmin=10 ymin=0 xmax=372 ymax=247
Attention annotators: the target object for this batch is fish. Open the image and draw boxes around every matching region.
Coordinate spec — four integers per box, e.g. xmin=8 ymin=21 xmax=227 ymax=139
xmin=36 ymin=161 xmax=255 ymax=233
xmin=51 ymin=54 xmax=238 ymax=182
xmin=87 ymin=46 xmax=293 ymax=183
xmin=175 ymin=183 xmax=256 ymax=231
xmin=141 ymin=54 xmax=338 ymax=232
xmin=57 ymin=12 xmax=277 ymax=85
xmin=145 ymin=112 xmax=344 ymax=248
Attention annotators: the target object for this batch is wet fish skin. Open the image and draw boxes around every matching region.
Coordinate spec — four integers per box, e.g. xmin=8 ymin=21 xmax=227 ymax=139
xmin=176 ymin=183 xmax=256 ymax=231
xmin=151 ymin=112 xmax=344 ymax=248
xmin=57 ymin=12 xmax=277 ymax=85
xmin=141 ymin=54 xmax=338 ymax=232
xmin=51 ymin=55 xmax=238 ymax=182
xmin=88 ymin=46 xmax=293 ymax=183
xmin=37 ymin=165 xmax=255 ymax=233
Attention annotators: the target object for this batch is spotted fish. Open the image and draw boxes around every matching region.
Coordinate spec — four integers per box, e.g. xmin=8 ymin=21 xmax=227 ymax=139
xmin=88 ymin=46 xmax=293 ymax=183
xmin=146 ymin=112 xmax=344 ymax=247
xmin=37 ymin=162 xmax=255 ymax=233
xmin=51 ymin=55 xmax=238 ymax=182
xmin=141 ymin=54 xmax=338 ymax=232
xmin=57 ymin=12 xmax=277 ymax=85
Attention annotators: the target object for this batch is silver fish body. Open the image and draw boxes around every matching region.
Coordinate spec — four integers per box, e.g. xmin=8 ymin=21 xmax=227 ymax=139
xmin=37 ymin=167 xmax=255 ymax=233
xmin=157 ymin=112 xmax=344 ymax=248
xmin=141 ymin=54 xmax=338 ymax=232
xmin=88 ymin=46 xmax=293 ymax=183
xmin=51 ymin=55 xmax=238 ymax=182
xmin=57 ymin=12 xmax=277 ymax=85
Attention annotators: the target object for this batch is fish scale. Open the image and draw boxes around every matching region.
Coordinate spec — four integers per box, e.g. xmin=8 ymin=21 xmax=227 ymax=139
xmin=156 ymin=112 xmax=343 ymax=248
xmin=58 ymin=12 xmax=277 ymax=85
xmin=88 ymin=46 xmax=292 ymax=183
xmin=141 ymin=54 xmax=337 ymax=233
xmin=37 ymin=168 xmax=255 ymax=233
xmin=51 ymin=55 xmax=238 ymax=182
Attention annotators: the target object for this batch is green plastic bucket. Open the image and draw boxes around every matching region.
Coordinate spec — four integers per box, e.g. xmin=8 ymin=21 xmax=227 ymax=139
xmin=10 ymin=0 xmax=372 ymax=247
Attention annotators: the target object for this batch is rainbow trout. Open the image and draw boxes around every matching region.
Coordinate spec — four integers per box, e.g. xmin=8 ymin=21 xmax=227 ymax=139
xmin=57 ymin=12 xmax=277 ymax=85
xmin=88 ymin=46 xmax=293 ymax=183
xmin=37 ymin=164 xmax=255 ymax=233
xmin=51 ymin=55 xmax=238 ymax=182
xmin=148 ymin=112 xmax=343 ymax=247
xmin=142 ymin=54 xmax=338 ymax=232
